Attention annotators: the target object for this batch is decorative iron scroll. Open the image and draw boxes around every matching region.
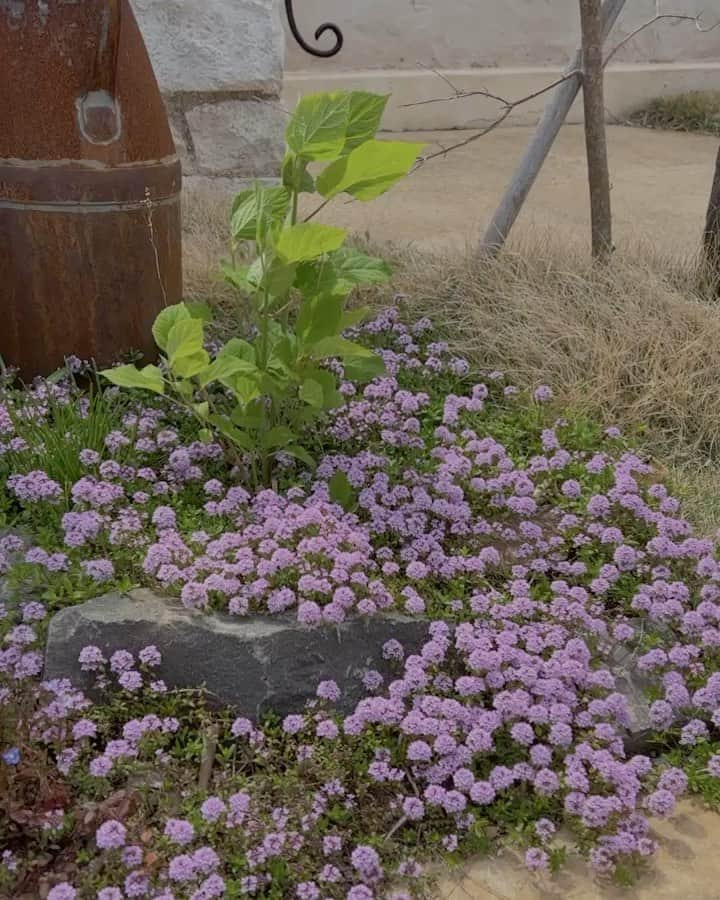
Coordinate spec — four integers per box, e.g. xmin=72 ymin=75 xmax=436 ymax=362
xmin=284 ymin=0 xmax=343 ymax=57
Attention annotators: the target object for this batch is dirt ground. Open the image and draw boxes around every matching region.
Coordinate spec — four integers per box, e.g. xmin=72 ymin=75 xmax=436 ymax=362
xmin=300 ymin=124 xmax=718 ymax=257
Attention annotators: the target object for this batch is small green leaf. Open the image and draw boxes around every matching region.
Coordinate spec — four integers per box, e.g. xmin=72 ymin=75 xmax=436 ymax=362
xmin=286 ymin=92 xmax=350 ymax=160
xmin=328 ymin=470 xmax=357 ymax=511
xmin=300 ymin=367 xmax=343 ymax=409
xmin=199 ymin=428 xmax=213 ymax=443
xmin=152 ymin=304 xmax=191 ymax=352
xmin=299 ymin=376 xmax=324 ymax=408
xmin=310 ymin=335 xmax=375 ymax=359
xmin=100 ymin=364 xmax=165 ymax=395
xmin=281 ymin=152 xmax=315 ymax=194
xmin=343 ymin=92 xmax=389 ymax=153
xmin=221 ymin=261 xmax=254 ymax=294
xmin=231 ymin=402 xmax=266 ymax=430
xmin=276 ymin=223 xmax=346 ymax=264
xmin=316 ymin=139 xmax=425 ymax=200
xmin=184 ymin=301 xmax=213 ymax=322
xmin=283 ymin=445 xmax=316 ymax=467
xmin=227 ymin=373 xmax=262 ymax=406
xmin=231 ymin=185 xmax=290 ymax=241
xmin=262 ymin=425 xmax=296 ymax=450
xmin=329 ymin=247 xmax=392 ymax=287
xmin=193 ymin=401 xmax=210 ymax=420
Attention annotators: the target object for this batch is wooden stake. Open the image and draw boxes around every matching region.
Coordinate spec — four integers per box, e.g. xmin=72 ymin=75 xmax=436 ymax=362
xmin=704 ymin=143 xmax=720 ymax=293
xmin=480 ymin=0 xmax=626 ymax=255
xmin=579 ymin=0 xmax=613 ymax=258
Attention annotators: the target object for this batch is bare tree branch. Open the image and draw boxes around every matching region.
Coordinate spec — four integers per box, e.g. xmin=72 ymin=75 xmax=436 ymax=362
xmin=407 ymin=2 xmax=719 ymax=175
xmin=411 ymin=71 xmax=580 ymax=169
xmin=401 ymin=69 xmax=578 ymax=110
xmin=604 ymin=3 xmax=720 ymax=67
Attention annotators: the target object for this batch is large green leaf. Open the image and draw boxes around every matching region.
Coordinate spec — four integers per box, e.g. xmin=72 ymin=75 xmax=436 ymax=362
xmin=196 ymin=355 xmax=257 ymax=389
xmin=310 ymin=335 xmax=375 ymax=360
xmin=247 ymin=257 xmax=298 ymax=297
xmin=297 ymin=294 xmax=344 ymax=347
xmin=275 ymin=223 xmax=346 ymax=264
xmin=343 ymin=92 xmax=389 ymax=153
xmin=166 ymin=318 xmax=209 ymax=378
xmin=100 ymin=364 xmax=165 ymax=395
xmin=231 ymin=185 xmax=290 ymax=241
xmin=152 ymin=304 xmax=190 ymax=352
xmin=316 ymin=139 xmax=425 ymax=200
xmin=300 ymin=367 xmax=343 ymax=409
xmin=295 ymin=249 xmax=390 ymax=300
xmin=285 ymin=92 xmax=350 ymax=160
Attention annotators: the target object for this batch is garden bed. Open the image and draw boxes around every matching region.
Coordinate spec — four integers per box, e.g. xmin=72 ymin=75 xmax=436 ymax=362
xmin=5 ymin=89 xmax=720 ymax=899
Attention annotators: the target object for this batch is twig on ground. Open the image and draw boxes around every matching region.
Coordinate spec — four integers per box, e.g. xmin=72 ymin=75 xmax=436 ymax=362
xmin=198 ymin=723 xmax=220 ymax=791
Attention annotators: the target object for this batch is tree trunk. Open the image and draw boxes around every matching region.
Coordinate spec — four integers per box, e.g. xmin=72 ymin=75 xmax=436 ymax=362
xmin=704 ymin=143 xmax=720 ymax=291
xmin=579 ymin=0 xmax=613 ymax=259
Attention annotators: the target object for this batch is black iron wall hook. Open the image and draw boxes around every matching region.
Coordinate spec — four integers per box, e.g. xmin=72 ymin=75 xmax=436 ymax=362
xmin=284 ymin=0 xmax=344 ymax=57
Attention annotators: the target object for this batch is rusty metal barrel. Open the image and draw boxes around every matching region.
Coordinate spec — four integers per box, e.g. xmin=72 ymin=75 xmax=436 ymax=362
xmin=0 ymin=0 xmax=182 ymax=377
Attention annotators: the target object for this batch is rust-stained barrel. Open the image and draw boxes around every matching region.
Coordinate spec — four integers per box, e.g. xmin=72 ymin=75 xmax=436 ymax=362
xmin=0 ymin=0 xmax=182 ymax=377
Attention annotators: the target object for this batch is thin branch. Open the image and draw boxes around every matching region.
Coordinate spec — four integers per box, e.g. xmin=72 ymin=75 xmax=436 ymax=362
xmin=303 ymin=197 xmax=332 ymax=223
xmin=401 ymin=69 xmax=578 ymax=110
xmin=604 ymin=5 xmax=720 ymax=67
xmin=411 ymin=71 xmax=580 ymax=170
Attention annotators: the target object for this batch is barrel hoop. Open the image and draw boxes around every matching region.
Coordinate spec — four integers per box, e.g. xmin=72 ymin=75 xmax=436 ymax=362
xmin=0 ymin=158 xmax=182 ymax=204
xmin=0 ymin=196 xmax=179 ymax=213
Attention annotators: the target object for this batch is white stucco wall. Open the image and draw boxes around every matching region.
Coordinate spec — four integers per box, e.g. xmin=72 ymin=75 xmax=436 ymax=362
xmin=282 ymin=0 xmax=720 ymax=129
xmin=285 ymin=0 xmax=720 ymax=70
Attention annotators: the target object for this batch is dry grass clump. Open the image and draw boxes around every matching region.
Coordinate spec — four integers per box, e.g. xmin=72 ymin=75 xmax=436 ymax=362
xmin=182 ymin=185 xmax=235 ymax=307
xmin=629 ymin=91 xmax=720 ymax=136
xmin=372 ymin=239 xmax=720 ymax=456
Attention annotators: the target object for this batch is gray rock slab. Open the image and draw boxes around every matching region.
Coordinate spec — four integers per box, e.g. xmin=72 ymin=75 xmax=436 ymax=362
xmin=133 ymin=0 xmax=284 ymax=95
xmin=44 ymin=589 xmax=429 ymax=717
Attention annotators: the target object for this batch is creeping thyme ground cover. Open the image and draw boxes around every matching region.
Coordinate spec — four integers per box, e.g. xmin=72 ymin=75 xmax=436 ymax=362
xmin=4 ymin=307 xmax=720 ymax=898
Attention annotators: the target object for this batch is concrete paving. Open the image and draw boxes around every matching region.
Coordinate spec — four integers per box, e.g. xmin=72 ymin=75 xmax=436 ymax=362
xmin=303 ymin=125 xmax=719 ymax=257
xmin=436 ymin=800 xmax=720 ymax=900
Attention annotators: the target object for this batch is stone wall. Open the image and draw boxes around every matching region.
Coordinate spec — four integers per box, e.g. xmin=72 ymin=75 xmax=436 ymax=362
xmin=132 ymin=0 xmax=286 ymax=187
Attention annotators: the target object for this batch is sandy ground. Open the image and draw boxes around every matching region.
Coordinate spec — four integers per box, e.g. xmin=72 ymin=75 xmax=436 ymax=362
xmin=301 ymin=124 xmax=719 ymax=257
xmin=437 ymin=800 xmax=720 ymax=900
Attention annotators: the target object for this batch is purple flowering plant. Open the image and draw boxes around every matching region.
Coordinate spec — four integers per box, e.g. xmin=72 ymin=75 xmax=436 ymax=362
xmin=4 ymin=306 xmax=720 ymax=895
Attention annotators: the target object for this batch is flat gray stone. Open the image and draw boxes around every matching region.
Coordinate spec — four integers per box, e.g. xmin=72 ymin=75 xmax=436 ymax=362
xmin=132 ymin=0 xmax=284 ymax=95
xmin=186 ymin=99 xmax=286 ymax=178
xmin=44 ymin=589 xmax=429 ymax=717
